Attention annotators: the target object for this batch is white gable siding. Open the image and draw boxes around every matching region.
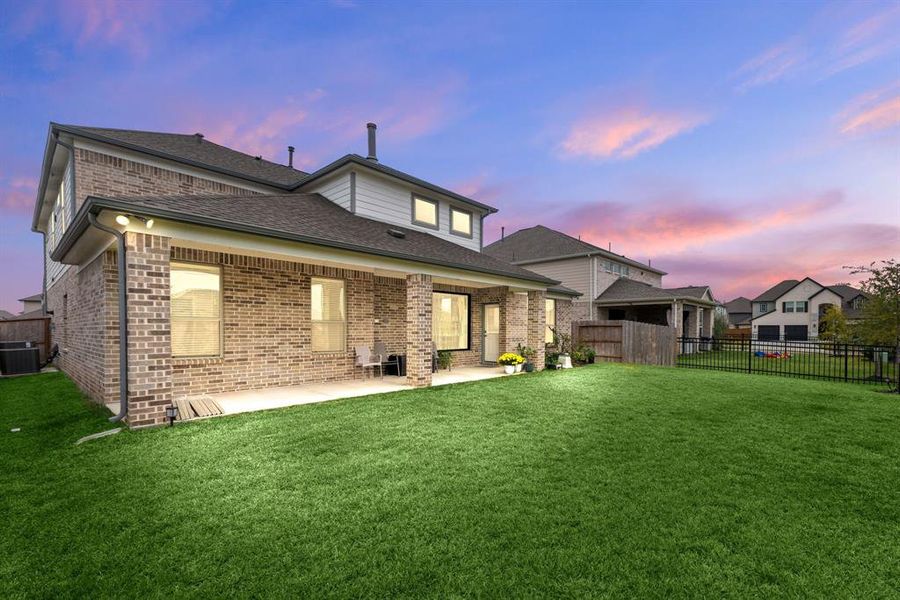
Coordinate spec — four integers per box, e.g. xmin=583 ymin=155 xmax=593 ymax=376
xmin=353 ymin=170 xmax=482 ymax=252
xmin=302 ymin=171 xmax=353 ymax=211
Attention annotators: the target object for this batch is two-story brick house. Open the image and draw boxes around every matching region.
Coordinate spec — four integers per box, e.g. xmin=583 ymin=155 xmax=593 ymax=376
xmin=33 ymin=122 xmax=579 ymax=427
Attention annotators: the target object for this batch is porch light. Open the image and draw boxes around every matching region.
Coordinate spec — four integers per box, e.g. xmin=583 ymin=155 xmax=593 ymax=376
xmin=165 ymin=404 xmax=178 ymax=427
xmin=115 ymin=214 xmax=130 ymax=226
xmin=115 ymin=214 xmax=154 ymax=229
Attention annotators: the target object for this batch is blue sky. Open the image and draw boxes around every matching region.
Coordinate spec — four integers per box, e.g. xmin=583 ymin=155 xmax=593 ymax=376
xmin=1 ymin=0 xmax=898 ymax=313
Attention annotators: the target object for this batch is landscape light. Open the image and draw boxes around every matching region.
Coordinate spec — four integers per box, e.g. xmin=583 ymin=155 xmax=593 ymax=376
xmin=165 ymin=404 xmax=178 ymax=427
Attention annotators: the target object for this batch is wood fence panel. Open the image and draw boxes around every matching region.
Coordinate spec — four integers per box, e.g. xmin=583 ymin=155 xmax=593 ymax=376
xmin=0 ymin=317 xmax=51 ymax=363
xmin=573 ymin=320 xmax=675 ymax=367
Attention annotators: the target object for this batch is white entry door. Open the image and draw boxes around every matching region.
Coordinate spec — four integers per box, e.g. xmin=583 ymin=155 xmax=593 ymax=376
xmin=483 ymin=304 xmax=500 ymax=362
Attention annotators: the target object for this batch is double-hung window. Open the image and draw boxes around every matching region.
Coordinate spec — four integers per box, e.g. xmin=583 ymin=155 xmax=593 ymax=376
xmin=171 ymin=263 xmax=223 ymax=358
xmin=432 ymin=292 xmax=469 ymax=350
xmin=311 ymin=278 xmax=346 ymax=352
xmin=545 ymin=298 xmax=556 ymax=344
xmin=784 ymin=301 xmax=807 ymax=313
xmin=412 ymin=195 xmax=438 ymax=229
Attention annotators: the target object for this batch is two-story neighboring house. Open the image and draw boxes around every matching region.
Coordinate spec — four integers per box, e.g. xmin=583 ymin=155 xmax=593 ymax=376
xmin=750 ymin=278 xmax=870 ymax=340
xmin=723 ymin=296 xmax=752 ymax=329
xmin=32 ymin=122 xmax=578 ymax=427
xmin=483 ymin=225 xmax=718 ymax=339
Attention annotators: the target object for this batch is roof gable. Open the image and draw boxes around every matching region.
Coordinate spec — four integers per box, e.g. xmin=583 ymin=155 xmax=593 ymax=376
xmin=483 ymin=225 xmax=666 ymax=274
xmin=595 ymin=278 xmax=713 ymax=304
xmin=725 ymin=296 xmax=752 ymax=313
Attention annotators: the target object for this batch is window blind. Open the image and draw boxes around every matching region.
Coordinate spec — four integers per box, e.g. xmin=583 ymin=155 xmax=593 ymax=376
xmin=311 ymin=278 xmax=346 ymax=352
xmin=171 ymin=263 xmax=222 ymax=357
xmin=432 ymin=292 xmax=468 ymax=350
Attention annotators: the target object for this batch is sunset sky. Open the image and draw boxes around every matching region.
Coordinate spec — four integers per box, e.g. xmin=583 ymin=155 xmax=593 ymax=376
xmin=1 ymin=0 xmax=898 ymax=314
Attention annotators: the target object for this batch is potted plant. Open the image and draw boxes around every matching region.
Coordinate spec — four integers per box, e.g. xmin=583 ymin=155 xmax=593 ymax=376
xmin=498 ymin=352 xmax=524 ymax=375
xmin=437 ymin=350 xmax=453 ymax=371
xmin=520 ymin=346 xmax=536 ymax=372
xmin=551 ymin=328 xmax=573 ymax=369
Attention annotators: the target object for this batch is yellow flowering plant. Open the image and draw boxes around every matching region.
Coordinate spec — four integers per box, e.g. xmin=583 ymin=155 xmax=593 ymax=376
xmin=497 ymin=352 xmax=525 ymax=366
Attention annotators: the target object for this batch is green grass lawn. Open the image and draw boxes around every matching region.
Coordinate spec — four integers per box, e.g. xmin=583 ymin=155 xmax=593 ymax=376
xmin=2 ymin=366 xmax=898 ymax=598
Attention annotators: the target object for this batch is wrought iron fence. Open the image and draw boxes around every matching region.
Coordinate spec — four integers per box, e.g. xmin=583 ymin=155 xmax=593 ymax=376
xmin=676 ymin=336 xmax=897 ymax=386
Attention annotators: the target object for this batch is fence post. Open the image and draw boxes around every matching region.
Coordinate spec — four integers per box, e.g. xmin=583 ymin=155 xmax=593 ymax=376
xmin=747 ymin=335 xmax=752 ymax=374
xmin=844 ymin=344 xmax=849 ymax=382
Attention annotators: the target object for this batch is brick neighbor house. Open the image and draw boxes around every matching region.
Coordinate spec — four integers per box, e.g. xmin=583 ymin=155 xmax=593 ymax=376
xmin=32 ymin=123 xmax=580 ymax=427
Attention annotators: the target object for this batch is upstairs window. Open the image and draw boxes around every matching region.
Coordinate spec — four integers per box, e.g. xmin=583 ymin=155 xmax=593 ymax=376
xmin=412 ymin=195 xmax=438 ymax=229
xmin=311 ymin=278 xmax=346 ymax=352
xmin=171 ymin=263 xmax=223 ymax=358
xmin=783 ymin=301 xmax=807 ymax=313
xmin=450 ymin=207 xmax=472 ymax=237
xmin=758 ymin=303 xmax=769 ymax=313
xmin=604 ymin=261 xmax=630 ymax=276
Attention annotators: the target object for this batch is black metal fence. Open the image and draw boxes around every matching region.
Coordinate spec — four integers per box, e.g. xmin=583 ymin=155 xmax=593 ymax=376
xmin=677 ymin=336 xmax=897 ymax=386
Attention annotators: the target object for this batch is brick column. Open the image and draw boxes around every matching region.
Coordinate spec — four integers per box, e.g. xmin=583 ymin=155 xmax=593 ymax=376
xmin=125 ymin=232 xmax=173 ymax=427
xmin=527 ymin=290 xmax=546 ymax=370
xmin=501 ymin=290 xmax=528 ymax=353
xmin=406 ymin=273 xmax=432 ymax=387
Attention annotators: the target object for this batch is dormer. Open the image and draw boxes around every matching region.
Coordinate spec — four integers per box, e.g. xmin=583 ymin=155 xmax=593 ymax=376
xmin=296 ymin=125 xmax=495 ymax=252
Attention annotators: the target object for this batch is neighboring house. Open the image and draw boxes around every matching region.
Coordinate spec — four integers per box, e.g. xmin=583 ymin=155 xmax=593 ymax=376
xmin=0 ymin=310 xmax=15 ymax=321
xmin=724 ymin=296 xmax=752 ymax=329
xmin=33 ymin=122 xmax=580 ymax=427
xmin=484 ymin=225 xmax=717 ymax=338
xmin=750 ymin=278 xmax=870 ymax=340
xmin=18 ymin=293 xmax=43 ymax=314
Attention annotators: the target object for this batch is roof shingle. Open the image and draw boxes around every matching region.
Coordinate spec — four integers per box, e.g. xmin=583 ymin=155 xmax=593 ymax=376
xmin=595 ymin=278 xmax=712 ymax=303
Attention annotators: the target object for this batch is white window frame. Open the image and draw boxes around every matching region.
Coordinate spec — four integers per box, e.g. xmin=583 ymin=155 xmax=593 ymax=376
xmin=432 ymin=291 xmax=470 ymax=351
xmin=310 ymin=277 xmax=346 ymax=353
xmin=170 ymin=262 xmax=224 ymax=359
xmin=545 ymin=298 xmax=556 ymax=344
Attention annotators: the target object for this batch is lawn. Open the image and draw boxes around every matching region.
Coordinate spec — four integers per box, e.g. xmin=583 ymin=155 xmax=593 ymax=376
xmin=1 ymin=366 xmax=898 ymax=598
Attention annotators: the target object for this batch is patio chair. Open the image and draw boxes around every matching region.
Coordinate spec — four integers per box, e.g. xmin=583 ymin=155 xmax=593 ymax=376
xmin=373 ymin=342 xmax=399 ymax=376
xmin=431 ymin=341 xmax=439 ymax=373
xmin=355 ymin=346 xmax=383 ymax=379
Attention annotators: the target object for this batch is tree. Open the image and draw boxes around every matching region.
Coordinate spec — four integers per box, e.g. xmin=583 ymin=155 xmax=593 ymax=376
xmin=849 ymin=259 xmax=900 ymax=355
xmin=819 ymin=304 xmax=851 ymax=343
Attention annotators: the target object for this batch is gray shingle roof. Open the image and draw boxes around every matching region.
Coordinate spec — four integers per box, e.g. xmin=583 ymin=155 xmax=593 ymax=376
xmin=827 ymin=284 xmax=868 ymax=301
xmin=547 ymin=285 xmax=582 ymax=297
xmin=724 ymin=296 xmax=752 ymax=313
xmin=595 ymin=278 xmax=712 ymax=303
xmin=752 ymin=280 xmax=800 ymax=302
xmin=483 ymin=225 xmax=666 ymax=275
xmin=56 ymin=124 xmax=307 ymax=187
xmin=63 ymin=193 xmax=556 ymax=286
xmin=17 ymin=293 xmax=42 ymax=302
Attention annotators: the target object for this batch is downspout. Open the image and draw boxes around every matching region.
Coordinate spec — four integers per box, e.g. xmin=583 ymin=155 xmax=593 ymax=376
xmin=88 ymin=212 xmax=128 ymax=423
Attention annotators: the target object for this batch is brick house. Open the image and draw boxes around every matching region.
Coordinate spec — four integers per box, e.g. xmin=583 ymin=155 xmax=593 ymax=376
xmin=32 ymin=123 xmax=579 ymax=427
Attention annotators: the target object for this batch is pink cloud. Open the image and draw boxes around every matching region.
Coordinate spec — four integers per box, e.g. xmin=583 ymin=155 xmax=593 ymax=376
xmin=838 ymin=85 xmax=900 ymax=136
xmin=559 ymin=107 xmax=707 ymax=160
xmin=734 ymin=39 xmax=807 ymax=91
xmin=9 ymin=0 xmax=210 ymax=59
xmin=0 ymin=177 xmax=38 ymax=215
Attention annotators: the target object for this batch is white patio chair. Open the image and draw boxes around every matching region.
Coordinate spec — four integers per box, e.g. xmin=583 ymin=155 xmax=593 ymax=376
xmin=373 ymin=341 xmax=399 ymax=375
xmin=355 ymin=346 xmax=383 ymax=379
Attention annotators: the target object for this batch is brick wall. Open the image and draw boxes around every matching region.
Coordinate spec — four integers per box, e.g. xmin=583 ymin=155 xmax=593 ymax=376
xmin=73 ymin=148 xmax=261 ymax=212
xmin=556 ymin=298 xmax=574 ymax=341
xmin=527 ymin=290 xmax=546 ymax=370
xmin=45 ymin=251 xmax=116 ymax=403
xmin=169 ymin=248 xmax=376 ymax=398
xmin=502 ymin=290 xmax=529 ymax=355
xmin=374 ymin=276 xmax=406 ymax=355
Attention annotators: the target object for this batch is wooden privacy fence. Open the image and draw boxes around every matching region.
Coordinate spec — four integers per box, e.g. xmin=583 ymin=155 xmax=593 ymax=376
xmin=572 ymin=320 xmax=677 ymax=366
xmin=0 ymin=317 xmax=51 ymax=363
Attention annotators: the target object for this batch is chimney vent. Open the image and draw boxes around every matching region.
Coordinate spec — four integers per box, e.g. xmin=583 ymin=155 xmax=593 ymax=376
xmin=194 ymin=133 xmax=204 ymax=143
xmin=366 ymin=123 xmax=377 ymax=162
xmin=288 ymin=145 xmax=295 ymax=168
xmin=501 ymin=226 xmax=505 ymax=241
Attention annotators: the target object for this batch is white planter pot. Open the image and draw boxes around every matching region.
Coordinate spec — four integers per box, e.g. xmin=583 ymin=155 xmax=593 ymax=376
xmin=515 ymin=363 xmax=523 ymax=373
xmin=503 ymin=365 xmax=515 ymax=374
xmin=559 ymin=354 xmax=573 ymax=369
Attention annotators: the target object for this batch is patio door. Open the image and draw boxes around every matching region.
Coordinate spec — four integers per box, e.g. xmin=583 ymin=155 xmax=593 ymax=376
xmin=482 ymin=304 xmax=500 ymax=362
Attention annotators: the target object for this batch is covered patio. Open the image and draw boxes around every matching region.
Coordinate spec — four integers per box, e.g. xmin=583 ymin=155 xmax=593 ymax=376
xmin=106 ymin=366 xmax=513 ymax=419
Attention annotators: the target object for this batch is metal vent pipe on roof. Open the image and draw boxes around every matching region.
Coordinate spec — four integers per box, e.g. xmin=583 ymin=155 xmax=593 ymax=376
xmin=366 ymin=123 xmax=377 ymax=162
xmin=288 ymin=145 xmax=295 ymax=168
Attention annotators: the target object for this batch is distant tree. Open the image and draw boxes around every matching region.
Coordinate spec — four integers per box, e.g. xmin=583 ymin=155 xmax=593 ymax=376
xmin=713 ymin=313 xmax=728 ymax=339
xmin=819 ymin=305 xmax=851 ymax=344
xmin=848 ymin=260 xmax=900 ymax=377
